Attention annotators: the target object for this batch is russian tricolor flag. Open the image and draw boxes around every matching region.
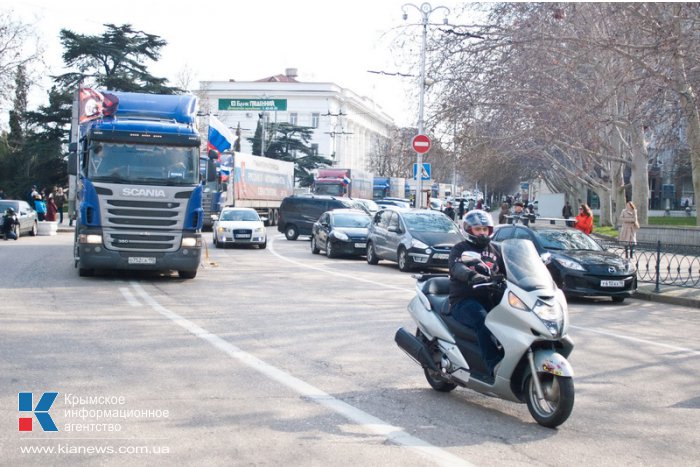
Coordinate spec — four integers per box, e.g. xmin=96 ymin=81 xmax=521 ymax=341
xmin=208 ymin=116 xmax=237 ymax=154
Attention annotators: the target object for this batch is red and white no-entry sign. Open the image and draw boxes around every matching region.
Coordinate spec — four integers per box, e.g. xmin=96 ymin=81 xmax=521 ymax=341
xmin=412 ymin=134 xmax=431 ymax=154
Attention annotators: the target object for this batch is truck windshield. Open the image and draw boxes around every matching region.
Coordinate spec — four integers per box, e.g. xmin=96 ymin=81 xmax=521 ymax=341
xmin=315 ymin=184 xmax=344 ymax=196
xmin=88 ymin=142 xmax=199 ymax=185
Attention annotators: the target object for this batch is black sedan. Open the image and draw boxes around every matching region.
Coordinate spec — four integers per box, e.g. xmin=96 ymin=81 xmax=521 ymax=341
xmin=310 ymin=209 xmax=371 ymax=258
xmin=492 ymin=223 xmax=637 ymax=302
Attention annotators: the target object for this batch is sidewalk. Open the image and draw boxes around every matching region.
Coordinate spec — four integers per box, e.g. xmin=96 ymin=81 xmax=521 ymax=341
xmin=634 ymin=283 xmax=700 ymax=308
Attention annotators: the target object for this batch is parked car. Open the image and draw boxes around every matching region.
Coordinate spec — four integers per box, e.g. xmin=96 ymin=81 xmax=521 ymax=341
xmin=375 ymin=198 xmax=411 ymax=209
xmin=277 ymin=195 xmax=356 ymax=240
xmin=492 ymin=223 xmax=637 ymax=302
xmin=310 ymin=209 xmax=371 ymax=258
xmin=212 ymin=207 xmax=267 ymax=249
xmin=366 ymin=207 xmax=464 ymax=272
xmin=350 ymin=198 xmax=379 ymax=216
xmin=0 ymin=200 xmax=38 ymax=238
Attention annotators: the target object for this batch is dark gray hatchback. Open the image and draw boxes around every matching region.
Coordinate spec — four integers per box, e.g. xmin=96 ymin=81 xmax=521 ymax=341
xmin=277 ymin=195 xmax=358 ymax=240
xmin=366 ymin=207 xmax=464 ymax=272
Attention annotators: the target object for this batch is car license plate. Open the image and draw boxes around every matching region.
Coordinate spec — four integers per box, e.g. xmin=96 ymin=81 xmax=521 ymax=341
xmin=601 ymin=280 xmax=624 ymax=287
xmin=128 ymin=257 xmax=156 ymax=265
xmin=433 ymin=253 xmax=449 ymax=260
xmin=354 ymin=242 xmax=366 ymax=249
xmin=235 ymin=234 xmax=251 ymax=239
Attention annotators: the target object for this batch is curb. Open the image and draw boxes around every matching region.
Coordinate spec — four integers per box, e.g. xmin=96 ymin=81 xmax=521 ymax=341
xmin=633 ymin=289 xmax=700 ymax=308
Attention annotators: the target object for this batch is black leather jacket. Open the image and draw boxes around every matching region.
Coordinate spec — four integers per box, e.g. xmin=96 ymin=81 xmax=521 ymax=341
xmin=448 ymin=239 xmax=504 ymax=305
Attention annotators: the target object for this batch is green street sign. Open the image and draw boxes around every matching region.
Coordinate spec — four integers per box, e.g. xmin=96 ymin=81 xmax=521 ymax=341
xmin=218 ymin=98 xmax=288 ymax=111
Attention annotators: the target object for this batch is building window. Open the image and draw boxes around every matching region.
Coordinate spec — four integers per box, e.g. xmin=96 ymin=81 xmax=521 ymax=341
xmin=311 ymin=113 xmax=320 ymax=128
xmin=311 ymin=144 xmax=319 ymax=156
xmin=289 ymin=112 xmax=297 ymax=125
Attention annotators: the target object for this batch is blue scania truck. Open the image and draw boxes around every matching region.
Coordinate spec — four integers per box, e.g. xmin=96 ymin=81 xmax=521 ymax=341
xmin=68 ymin=90 xmax=203 ymax=278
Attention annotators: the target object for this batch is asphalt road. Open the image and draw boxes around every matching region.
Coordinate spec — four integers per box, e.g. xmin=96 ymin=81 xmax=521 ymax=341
xmin=1 ymin=229 xmax=698 ymax=466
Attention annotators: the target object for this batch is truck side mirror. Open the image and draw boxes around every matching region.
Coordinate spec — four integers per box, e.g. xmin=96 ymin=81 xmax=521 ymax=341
xmin=67 ymin=152 xmax=77 ymax=176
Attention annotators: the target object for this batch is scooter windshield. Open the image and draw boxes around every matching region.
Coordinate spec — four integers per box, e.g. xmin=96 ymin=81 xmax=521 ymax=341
xmin=500 ymin=239 xmax=555 ymax=292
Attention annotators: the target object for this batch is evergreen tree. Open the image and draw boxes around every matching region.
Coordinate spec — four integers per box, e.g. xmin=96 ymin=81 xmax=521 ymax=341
xmin=55 ymin=23 xmax=179 ymax=94
xmin=262 ymin=123 xmax=332 ymax=187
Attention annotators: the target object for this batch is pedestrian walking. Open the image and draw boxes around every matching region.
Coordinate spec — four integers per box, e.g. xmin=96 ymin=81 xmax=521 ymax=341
xmin=54 ymin=187 xmax=66 ymax=223
xmin=562 ymin=201 xmax=573 ymax=218
xmin=618 ymin=201 xmax=640 ymax=258
xmin=458 ymin=199 xmax=466 ymax=219
xmin=574 ymin=204 xmax=593 ymax=235
xmin=45 ymin=194 xmax=58 ymax=222
xmin=443 ymin=201 xmax=456 ymax=221
xmin=498 ymin=202 xmax=510 ymax=224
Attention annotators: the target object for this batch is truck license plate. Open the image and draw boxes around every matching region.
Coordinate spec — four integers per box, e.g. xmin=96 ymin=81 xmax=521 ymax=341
xmin=600 ymin=280 xmax=624 ymax=287
xmin=128 ymin=257 xmax=156 ymax=265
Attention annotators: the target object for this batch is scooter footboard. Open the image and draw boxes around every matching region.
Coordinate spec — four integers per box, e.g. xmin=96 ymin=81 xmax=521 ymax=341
xmin=533 ymin=350 xmax=574 ymax=377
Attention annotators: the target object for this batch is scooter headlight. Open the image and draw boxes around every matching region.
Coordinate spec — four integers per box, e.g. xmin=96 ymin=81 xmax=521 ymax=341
xmin=532 ymin=300 xmax=564 ymax=337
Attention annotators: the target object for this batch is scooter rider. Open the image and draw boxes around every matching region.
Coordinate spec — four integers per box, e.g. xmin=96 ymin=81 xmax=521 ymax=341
xmin=448 ymin=209 xmax=504 ymax=379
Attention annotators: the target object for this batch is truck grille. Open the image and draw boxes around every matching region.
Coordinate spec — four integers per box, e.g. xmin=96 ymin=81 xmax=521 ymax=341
xmin=98 ymin=192 xmax=189 ymax=252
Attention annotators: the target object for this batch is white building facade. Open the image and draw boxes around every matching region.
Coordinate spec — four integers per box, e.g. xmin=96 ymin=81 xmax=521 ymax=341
xmin=197 ymin=69 xmax=395 ymax=173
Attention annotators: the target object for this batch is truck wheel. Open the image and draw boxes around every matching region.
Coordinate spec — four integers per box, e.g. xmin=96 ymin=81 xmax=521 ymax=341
xmin=79 ymin=267 xmax=94 ymax=277
xmin=178 ymin=270 xmax=197 ymax=279
xmin=271 ymin=209 xmax=279 ymax=226
xmin=285 ymin=224 xmax=299 ymax=241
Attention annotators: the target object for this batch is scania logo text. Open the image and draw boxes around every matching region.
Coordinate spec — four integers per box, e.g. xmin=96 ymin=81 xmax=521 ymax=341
xmin=122 ymin=188 xmax=166 ymax=197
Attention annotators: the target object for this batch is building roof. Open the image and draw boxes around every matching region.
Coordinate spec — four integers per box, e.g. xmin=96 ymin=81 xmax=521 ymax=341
xmin=255 ymin=74 xmax=299 ymax=83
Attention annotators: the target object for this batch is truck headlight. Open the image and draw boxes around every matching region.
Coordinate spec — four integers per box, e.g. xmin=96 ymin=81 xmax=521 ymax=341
xmin=79 ymin=234 xmax=102 ymax=244
xmin=181 ymin=237 xmax=200 ymax=247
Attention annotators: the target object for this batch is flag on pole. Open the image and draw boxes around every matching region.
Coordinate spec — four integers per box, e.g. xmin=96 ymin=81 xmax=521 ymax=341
xmin=79 ymin=88 xmax=104 ymax=123
xmin=208 ymin=116 xmax=237 ymax=154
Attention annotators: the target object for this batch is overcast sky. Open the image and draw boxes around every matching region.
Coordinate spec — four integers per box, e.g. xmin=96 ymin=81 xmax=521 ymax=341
xmin=10 ymin=0 xmax=464 ymax=127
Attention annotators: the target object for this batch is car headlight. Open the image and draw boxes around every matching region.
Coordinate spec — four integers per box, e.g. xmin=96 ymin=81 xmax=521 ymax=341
xmin=332 ymin=231 xmax=349 ymax=241
xmin=554 ymin=256 xmax=585 ymax=271
xmin=216 ymin=226 xmax=226 ymax=234
xmin=532 ymin=299 xmax=564 ymax=336
xmin=411 ymin=239 xmax=429 ymax=249
xmin=253 ymin=227 xmax=265 ymax=235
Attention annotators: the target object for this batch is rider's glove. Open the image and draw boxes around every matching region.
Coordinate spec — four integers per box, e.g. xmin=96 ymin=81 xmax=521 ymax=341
xmin=470 ymin=273 xmax=490 ymax=285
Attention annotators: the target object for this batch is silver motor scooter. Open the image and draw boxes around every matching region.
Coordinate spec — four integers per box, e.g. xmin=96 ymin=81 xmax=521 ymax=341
xmin=395 ymin=238 xmax=575 ymax=428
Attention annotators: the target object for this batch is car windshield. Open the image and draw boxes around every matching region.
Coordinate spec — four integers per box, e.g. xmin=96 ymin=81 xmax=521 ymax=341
xmin=88 ymin=142 xmax=199 ymax=185
xmin=402 ymin=211 xmax=459 ymax=233
xmin=535 ymin=229 xmax=602 ymax=251
xmin=332 ymin=213 xmax=370 ymax=228
xmin=501 ymin=239 xmax=555 ymax=292
xmin=354 ymin=200 xmax=379 ymax=213
xmin=220 ymin=210 xmax=260 ymax=222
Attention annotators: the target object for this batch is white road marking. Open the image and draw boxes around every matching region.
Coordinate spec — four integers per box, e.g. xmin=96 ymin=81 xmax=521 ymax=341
xmin=569 ymin=326 xmax=700 ymax=356
xmin=119 ymin=287 xmax=140 ymax=307
xmin=129 ymin=282 xmax=473 ymax=467
xmin=268 ymin=234 xmax=699 ymax=356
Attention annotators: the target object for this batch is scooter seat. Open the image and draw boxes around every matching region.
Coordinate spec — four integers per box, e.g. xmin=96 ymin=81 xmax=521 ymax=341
xmin=421 ymin=277 xmax=451 ymax=314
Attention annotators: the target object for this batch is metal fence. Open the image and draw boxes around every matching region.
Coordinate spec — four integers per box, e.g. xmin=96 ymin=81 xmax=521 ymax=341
xmin=597 ymin=239 xmax=700 ymax=290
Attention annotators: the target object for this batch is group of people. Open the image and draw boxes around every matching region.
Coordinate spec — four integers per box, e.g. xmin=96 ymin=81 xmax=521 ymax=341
xmin=27 ymin=186 xmax=67 ymax=223
xmin=441 ymin=198 xmax=486 ymax=222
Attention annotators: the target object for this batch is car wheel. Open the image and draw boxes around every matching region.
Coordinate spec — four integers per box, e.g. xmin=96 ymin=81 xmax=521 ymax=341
xmin=398 ymin=247 xmax=412 ymax=272
xmin=326 ymin=240 xmax=335 ymax=258
xmin=285 ymin=224 xmax=299 ymax=241
xmin=30 ymin=221 xmax=38 ymax=237
xmin=366 ymin=242 xmax=379 ymax=265
xmin=611 ymin=296 xmax=625 ymax=303
xmin=310 ymin=236 xmax=320 ymax=254
xmin=258 ymin=240 xmax=267 ymax=249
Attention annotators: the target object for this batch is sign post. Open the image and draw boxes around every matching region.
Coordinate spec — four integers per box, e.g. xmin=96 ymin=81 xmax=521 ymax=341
xmin=412 ymin=134 xmax=431 ymax=208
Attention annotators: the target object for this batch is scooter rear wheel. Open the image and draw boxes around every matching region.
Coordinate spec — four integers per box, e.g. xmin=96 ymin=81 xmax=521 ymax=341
xmin=525 ymin=373 xmax=574 ymax=428
xmin=417 ymin=329 xmax=457 ymax=393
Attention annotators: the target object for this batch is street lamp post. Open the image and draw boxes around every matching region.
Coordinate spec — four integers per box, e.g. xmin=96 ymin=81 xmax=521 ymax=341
xmin=402 ymin=2 xmax=450 ymax=208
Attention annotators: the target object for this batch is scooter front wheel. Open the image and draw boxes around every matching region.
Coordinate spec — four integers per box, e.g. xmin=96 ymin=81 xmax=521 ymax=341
xmin=417 ymin=329 xmax=457 ymax=393
xmin=525 ymin=373 xmax=574 ymax=428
